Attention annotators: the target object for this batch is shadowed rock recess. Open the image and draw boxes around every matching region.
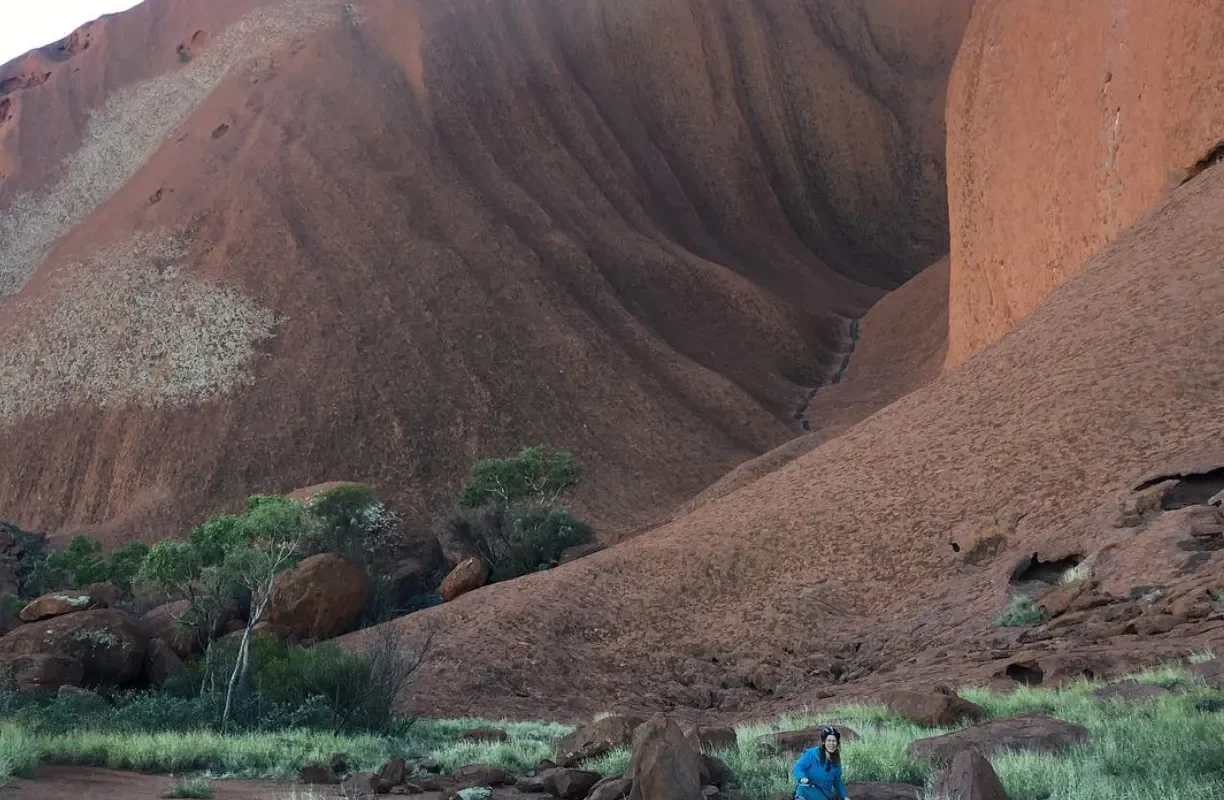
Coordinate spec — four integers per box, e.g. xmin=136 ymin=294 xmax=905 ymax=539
xmin=0 ymin=0 xmax=971 ymax=540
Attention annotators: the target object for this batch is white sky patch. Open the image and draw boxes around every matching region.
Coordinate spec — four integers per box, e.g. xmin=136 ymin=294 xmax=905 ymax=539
xmin=0 ymin=1 xmax=144 ymax=67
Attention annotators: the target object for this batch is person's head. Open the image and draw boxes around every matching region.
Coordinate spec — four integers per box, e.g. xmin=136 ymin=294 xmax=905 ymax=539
xmin=818 ymin=726 xmax=841 ymax=763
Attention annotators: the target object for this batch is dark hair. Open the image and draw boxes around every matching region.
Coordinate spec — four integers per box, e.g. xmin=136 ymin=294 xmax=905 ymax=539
xmin=818 ymin=726 xmax=841 ymax=766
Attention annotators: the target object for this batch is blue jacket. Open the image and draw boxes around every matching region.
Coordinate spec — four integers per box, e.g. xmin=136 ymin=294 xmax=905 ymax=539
xmin=792 ymin=747 xmax=847 ymax=800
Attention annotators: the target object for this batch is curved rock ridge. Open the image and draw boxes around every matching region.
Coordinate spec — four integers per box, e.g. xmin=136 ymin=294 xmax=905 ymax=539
xmin=0 ymin=0 xmax=971 ymax=539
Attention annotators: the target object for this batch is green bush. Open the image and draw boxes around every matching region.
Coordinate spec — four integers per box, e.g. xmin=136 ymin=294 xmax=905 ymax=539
xmin=995 ymin=595 xmax=1047 ymax=627
xmin=169 ymin=776 xmax=214 ymax=798
xmin=105 ymin=542 xmax=151 ymax=594
xmin=23 ymin=535 xmax=151 ymax=596
xmin=28 ymin=535 xmax=108 ymax=593
xmin=458 ymin=446 xmax=582 ymax=509
xmin=7 ymin=628 xmax=427 ymax=738
xmin=443 ymin=445 xmax=594 ymax=584
xmin=440 ymin=503 xmax=594 ymax=582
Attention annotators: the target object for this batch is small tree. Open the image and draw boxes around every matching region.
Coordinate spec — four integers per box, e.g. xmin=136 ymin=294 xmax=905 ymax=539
xmin=217 ymin=495 xmax=304 ymax=725
xmin=447 ymin=445 xmax=594 ymax=582
xmin=458 ymin=446 xmax=583 ymax=509
xmin=138 ymin=495 xmax=306 ymax=726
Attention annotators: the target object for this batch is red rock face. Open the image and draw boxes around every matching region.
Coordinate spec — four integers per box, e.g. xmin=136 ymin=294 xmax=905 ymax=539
xmin=0 ymin=0 xmax=972 ymax=542
xmin=944 ymin=0 xmax=1224 ymax=367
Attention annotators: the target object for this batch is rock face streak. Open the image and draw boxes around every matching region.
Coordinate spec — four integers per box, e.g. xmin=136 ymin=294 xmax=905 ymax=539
xmin=0 ymin=0 xmax=972 ymax=539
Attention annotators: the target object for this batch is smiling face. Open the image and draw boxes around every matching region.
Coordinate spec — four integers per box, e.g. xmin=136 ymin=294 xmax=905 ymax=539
xmin=823 ymin=734 xmax=839 ymax=754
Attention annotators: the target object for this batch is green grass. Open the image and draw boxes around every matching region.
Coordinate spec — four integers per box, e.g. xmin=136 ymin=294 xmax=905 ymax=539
xmin=0 ymin=725 xmax=40 ymax=781
xmin=404 ymin=717 xmax=570 ymax=773
xmin=994 ymin=594 xmax=1047 ymax=627
xmin=5 ymin=663 xmax=1224 ymax=800
xmin=35 ymin=729 xmax=396 ymax=778
xmin=169 ymin=775 xmax=214 ymax=798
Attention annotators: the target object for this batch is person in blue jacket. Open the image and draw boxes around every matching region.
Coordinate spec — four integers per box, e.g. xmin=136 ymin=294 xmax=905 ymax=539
xmin=792 ymin=726 xmax=850 ymax=800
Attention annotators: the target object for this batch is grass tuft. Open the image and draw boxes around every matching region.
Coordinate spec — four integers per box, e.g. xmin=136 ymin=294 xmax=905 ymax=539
xmin=169 ymin=775 xmax=215 ymax=798
xmin=994 ymin=595 xmax=1047 ymax=627
xmin=0 ymin=724 xmax=40 ymax=782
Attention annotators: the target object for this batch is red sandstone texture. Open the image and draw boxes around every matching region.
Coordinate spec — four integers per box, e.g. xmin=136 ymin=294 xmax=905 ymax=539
xmin=679 ymin=257 xmax=950 ymax=517
xmin=944 ymin=0 xmax=1224 ymax=367
xmin=349 ymin=162 xmax=1224 ymax=721
xmin=0 ymin=0 xmax=971 ymax=542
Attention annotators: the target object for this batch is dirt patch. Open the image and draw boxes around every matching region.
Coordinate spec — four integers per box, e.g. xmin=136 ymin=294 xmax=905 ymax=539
xmin=0 ymin=767 xmax=293 ymax=800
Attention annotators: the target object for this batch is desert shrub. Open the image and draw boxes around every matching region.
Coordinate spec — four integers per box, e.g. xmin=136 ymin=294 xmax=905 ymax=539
xmin=995 ymin=595 xmax=1047 ymax=627
xmin=458 ymin=446 xmax=582 ymax=509
xmin=105 ymin=541 xmax=151 ymax=594
xmin=252 ymin=632 xmax=422 ymax=734
xmin=28 ymin=535 xmax=108 ymax=592
xmin=439 ymin=503 xmax=594 ymax=582
xmin=444 ymin=445 xmax=595 ymax=583
xmin=169 ymin=776 xmax=214 ymax=798
xmin=23 ymin=536 xmax=151 ymax=596
xmin=9 ymin=628 xmax=429 ymax=737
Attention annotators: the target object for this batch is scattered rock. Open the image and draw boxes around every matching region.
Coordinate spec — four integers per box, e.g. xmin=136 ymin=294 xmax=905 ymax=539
xmin=555 ymin=714 xmax=645 ymax=766
xmin=19 ymin=590 xmax=103 ymax=622
xmin=84 ymin=582 xmax=122 ymax=608
xmin=845 ymin=784 xmax=920 ymax=800
xmin=546 ymin=768 xmax=602 ymax=798
xmin=756 ymin=725 xmax=860 ymax=756
xmin=628 ymin=713 xmax=703 ymax=800
xmin=883 ymin=686 xmax=987 ymax=727
xmin=932 ymin=750 xmax=1008 ymax=800
xmin=378 ymin=757 xmax=407 ymax=788
xmin=440 ymin=557 xmax=487 ymax=603
xmin=909 ymin=713 xmax=1090 ymax=763
xmin=452 ymin=764 xmax=508 ymax=787
xmin=515 ymin=773 xmax=549 ymax=792
xmin=587 ymin=777 xmax=632 ymax=800
xmin=299 ymin=762 xmax=341 ymax=784
xmin=6 ymin=653 xmax=84 ymax=691
xmin=341 ymin=771 xmax=379 ymax=798
xmin=265 ymin=553 xmax=369 ymax=641
xmin=0 ymin=607 xmax=147 ymax=686
xmin=463 ymin=727 xmax=509 ymax=743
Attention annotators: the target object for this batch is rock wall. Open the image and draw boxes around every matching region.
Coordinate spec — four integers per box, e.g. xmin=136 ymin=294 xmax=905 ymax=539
xmin=945 ymin=0 xmax=1224 ymax=366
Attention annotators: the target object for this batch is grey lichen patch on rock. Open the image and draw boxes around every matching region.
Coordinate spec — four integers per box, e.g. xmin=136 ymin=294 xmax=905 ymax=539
xmin=71 ymin=627 xmax=120 ymax=649
xmin=0 ymin=0 xmax=346 ymax=300
xmin=0 ymin=231 xmax=278 ymax=424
